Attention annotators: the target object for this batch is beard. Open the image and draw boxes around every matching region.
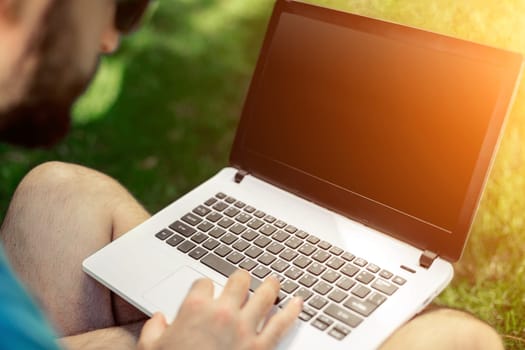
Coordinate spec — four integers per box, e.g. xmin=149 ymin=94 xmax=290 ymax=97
xmin=0 ymin=0 xmax=98 ymax=148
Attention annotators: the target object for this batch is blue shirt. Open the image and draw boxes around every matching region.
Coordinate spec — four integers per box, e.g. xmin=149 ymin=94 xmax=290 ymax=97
xmin=0 ymin=245 xmax=60 ymax=349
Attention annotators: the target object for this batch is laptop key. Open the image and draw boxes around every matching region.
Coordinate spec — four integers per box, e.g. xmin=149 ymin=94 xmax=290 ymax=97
xmin=226 ymin=251 xmax=244 ymax=264
xmin=327 ymin=257 xmax=345 ymax=270
xmin=284 ymin=267 xmax=303 ymax=280
xmin=272 ymin=230 xmax=290 ymax=242
xmin=258 ymin=253 xmax=276 ymax=265
xmin=308 ymin=295 xmax=328 ymax=310
xmin=343 ymin=296 xmax=378 ymax=317
xmin=244 ymin=205 xmax=256 ymax=213
xmin=351 ymin=285 xmax=371 ymax=298
xmin=318 ymin=241 xmax=332 ymax=250
xmin=324 ymin=304 xmax=363 ymax=328
xmin=232 ymin=239 xmax=250 ymax=252
xmin=356 ymin=271 xmax=375 ymax=285
xmin=247 ymin=218 xmax=264 ymax=230
xmin=312 ymin=250 xmax=330 ymax=263
xmin=224 ymin=207 xmax=240 ymax=217
xmin=274 ymin=220 xmax=287 ymax=228
xmin=341 ymin=252 xmax=355 ymax=262
xmin=379 ymin=270 xmax=393 ymax=279
xmin=234 ymin=201 xmax=246 ymax=209
xmin=281 ymin=280 xmax=299 ymax=293
xmin=202 ymin=238 xmax=220 ymax=250
xmin=212 ymin=202 xmax=228 ymax=212
xmin=209 ymin=227 xmax=226 ymax=239
xmin=197 ymin=221 xmax=214 ymax=232
xmin=328 ymin=325 xmax=351 ymax=341
xmin=307 ymin=262 xmax=326 ymax=276
xmin=306 ymin=235 xmax=320 ymax=244
xmin=253 ymin=236 xmax=271 ymax=248
xmin=298 ymin=243 xmax=317 ymax=256
xmin=263 ymin=215 xmax=276 ymax=223
xmin=366 ymin=264 xmax=381 ymax=273
xmin=239 ymin=258 xmax=257 ymax=271
xmin=353 ymin=258 xmax=367 ymax=267
xmin=293 ymin=255 xmax=312 ymax=269
xmin=206 ymin=212 xmax=222 ymax=223
xmin=220 ymin=233 xmax=238 ymax=245
xmin=321 ymin=270 xmax=341 ymax=283
xmin=190 ymin=232 xmax=207 ymax=244
xmin=254 ymin=210 xmax=266 ymax=218
xmin=284 ymin=225 xmax=297 ymax=234
xmin=267 ymin=242 xmax=285 ymax=255
xmin=284 ymin=236 xmax=303 ymax=249
xmin=177 ymin=240 xmax=196 ymax=253
xmin=313 ymin=281 xmax=333 ymax=295
xmin=336 ymin=277 xmax=356 ymax=291
xmin=298 ymin=274 xmax=318 ymax=288
xmin=169 ymin=221 xmax=196 ymax=238
xmin=260 ymin=224 xmax=277 ymax=236
xmin=166 ymin=234 xmax=185 ymax=247
xmin=279 ymin=248 xmax=298 ymax=261
xmin=253 ymin=266 xmax=271 ymax=279
xmin=392 ymin=276 xmax=407 ymax=285
xmin=235 ymin=213 xmax=252 ymax=224
xmin=189 ymin=247 xmax=208 ymax=260
xmin=241 ymin=230 xmax=258 ymax=242
xmin=217 ymin=218 xmax=235 ymax=229
xmin=215 ymin=192 xmax=227 ymax=199
xmin=368 ymin=292 xmax=387 ymax=306
xmin=229 ymin=224 xmax=246 ymax=235
xmin=214 ymin=245 xmax=232 ymax=257
xmin=298 ymin=306 xmax=317 ymax=322
xmin=371 ymin=279 xmax=398 ymax=295
xmin=155 ymin=229 xmax=173 ymax=241
xmin=193 ymin=205 xmax=211 ymax=217
xmin=295 ymin=230 xmax=309 ymax=239
xmin=204 ymin=197 xmax=218 ymax=206
xmin=224 ymin=196 xmax=236 ymax=204
xmin=245 ymin=246 xmax=263 ymax=258
xmin=329 ymin=246 xmax=344 ymax=256
xmin=328 ymin=288 xmax=349 ymax=303
xmin=341 ymin=264 xmax=359 ymax=277
xmin=271 ymin=259 xmax=290 ymax=273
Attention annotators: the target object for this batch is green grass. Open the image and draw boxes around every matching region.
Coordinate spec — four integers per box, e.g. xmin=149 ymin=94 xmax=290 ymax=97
xmin=1 ymin=0 xmax=524 ymax=348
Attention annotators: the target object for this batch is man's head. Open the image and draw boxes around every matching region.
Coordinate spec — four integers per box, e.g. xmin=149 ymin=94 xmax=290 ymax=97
xmin=0 ymin=0 xmax=148 ymax=148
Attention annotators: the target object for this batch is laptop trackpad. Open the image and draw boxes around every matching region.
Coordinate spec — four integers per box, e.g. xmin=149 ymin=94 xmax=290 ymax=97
xmin=143 ymin=266 xmax=224 ymax=322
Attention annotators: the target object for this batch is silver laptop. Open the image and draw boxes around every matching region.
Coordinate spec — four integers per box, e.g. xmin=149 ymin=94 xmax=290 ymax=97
xmin=83 ymin=0 xmax=523 ymax=348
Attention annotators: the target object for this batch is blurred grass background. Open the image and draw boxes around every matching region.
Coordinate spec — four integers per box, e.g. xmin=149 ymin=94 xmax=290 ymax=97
xmin=1 ymin=0 xmax=524 ymax=347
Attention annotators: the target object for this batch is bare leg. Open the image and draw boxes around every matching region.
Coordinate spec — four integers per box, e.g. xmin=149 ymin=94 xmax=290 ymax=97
xmin=380 ymin=308 xmax=504 ymax=350
xmin=0 ymin=161 xmax=151 ymax=337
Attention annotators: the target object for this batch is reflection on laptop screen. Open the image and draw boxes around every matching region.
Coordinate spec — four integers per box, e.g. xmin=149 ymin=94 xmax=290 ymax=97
xmin=244 ymin=13 xmax=506 ymax=233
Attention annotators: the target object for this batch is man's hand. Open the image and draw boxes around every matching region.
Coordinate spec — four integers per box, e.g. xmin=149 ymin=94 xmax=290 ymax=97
xmin=137 ymin=269 xmax=303 ymax=350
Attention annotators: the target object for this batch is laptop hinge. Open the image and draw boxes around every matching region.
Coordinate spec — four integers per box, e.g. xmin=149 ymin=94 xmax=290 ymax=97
xmin=234 ymin=169 xmax=249 ymax=183
xmin=419 ymin=250 xmax=439 ymax=269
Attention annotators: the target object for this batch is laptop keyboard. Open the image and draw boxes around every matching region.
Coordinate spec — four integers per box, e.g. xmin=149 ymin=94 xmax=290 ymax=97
xmin=154 ymin=192 xmax=407 ymax=341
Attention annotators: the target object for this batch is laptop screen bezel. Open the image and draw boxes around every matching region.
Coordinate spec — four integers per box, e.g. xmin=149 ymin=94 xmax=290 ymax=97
xmin=229 ymin=0 xmax=523 ymax=262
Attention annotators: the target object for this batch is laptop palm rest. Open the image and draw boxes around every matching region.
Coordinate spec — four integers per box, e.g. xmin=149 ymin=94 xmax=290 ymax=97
xmin=143 ymin=266 xmax=224 ymax=322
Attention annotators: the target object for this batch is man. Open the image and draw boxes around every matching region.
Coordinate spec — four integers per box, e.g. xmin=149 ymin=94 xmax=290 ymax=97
xmin=0 ymin=0 xmax=506 ymax=349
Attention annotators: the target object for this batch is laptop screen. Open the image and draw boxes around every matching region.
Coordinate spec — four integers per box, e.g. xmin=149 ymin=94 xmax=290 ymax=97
xmin=231 ymin=1 xmax=523 ymax=261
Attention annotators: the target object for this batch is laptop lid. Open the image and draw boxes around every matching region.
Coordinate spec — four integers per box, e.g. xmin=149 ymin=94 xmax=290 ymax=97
xmin=230 ymin=0 xmax=523 ymax=262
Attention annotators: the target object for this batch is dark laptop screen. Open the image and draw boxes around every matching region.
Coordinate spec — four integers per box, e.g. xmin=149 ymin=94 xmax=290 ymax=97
xmin=231 ymin=2 xmax=522 ymax=261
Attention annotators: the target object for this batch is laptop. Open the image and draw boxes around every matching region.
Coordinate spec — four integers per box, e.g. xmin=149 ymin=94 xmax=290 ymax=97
xmin=83 ymin=0 xmax=523 ymax=348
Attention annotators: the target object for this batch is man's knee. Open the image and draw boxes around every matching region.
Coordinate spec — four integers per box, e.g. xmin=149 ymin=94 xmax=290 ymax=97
xmin=380 ymin=308 xmax=503 ymax=350
xmin=15 ymin=161 xmax=119 ymax=199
